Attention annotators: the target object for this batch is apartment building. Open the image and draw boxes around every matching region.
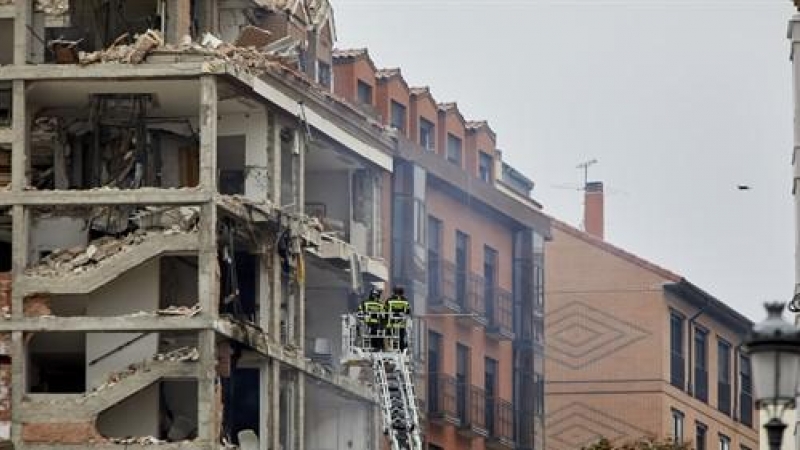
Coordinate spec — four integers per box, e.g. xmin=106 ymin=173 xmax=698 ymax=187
xmin=0 ymin=1 xmax=405 ymax=449
xmin=545 ymin=185 xmax=758 ymax=450
xmin=333 ymin=49 xmax=550 ymax=450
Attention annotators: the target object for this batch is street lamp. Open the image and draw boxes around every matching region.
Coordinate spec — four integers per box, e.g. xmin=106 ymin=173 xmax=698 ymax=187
xmin=745 ymin=302 xmax=800 ymax=450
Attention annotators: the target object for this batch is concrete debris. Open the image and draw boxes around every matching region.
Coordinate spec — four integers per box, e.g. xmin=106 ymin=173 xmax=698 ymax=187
xmin=131 ymin=206 xmax=200 ymax=232
xmin=34 ymin=0 xmax=67 ymax=15
xmin=0 ymin=0 xmax=12 ymax=5
xmin=79 ymin=28 xmax=297 ymax=76
xmin=108 ymin=436 xmax=167 ymax=445
xmin=157 ymin=304 xmax=201 ymax=317
xmin=27 ymin=227 xmax=193 ymax=277
xmin=153 ymin=346 xmax=199 ymax=362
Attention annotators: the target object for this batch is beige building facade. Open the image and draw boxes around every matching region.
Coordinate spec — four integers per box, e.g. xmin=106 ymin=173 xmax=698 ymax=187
xmin=545 ymin=219 xmax=758 ymax=450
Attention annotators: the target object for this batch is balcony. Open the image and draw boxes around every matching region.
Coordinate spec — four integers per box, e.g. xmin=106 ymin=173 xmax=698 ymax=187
xmin=514 ymin=410 xmax=539 ymax=450
xmin=486 ymin=399 xmax=515 ymax=449
xmin=428 ymin=259 xmax=463 ymax=314
xmin=456 ymin=386 xmax=488 ymax=438
xmin=427 ymin=373 xmax=458 ymax=425
xmin=486 ymin=287 xmax=514 ymax=340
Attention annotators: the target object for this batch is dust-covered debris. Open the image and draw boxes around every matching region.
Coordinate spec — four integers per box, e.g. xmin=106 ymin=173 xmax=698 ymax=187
xmin=34 ymin=0 xmax=68 ymax=15
xmin=0 ymin=0 xmax=13 ymax=6
xmin=153 ymin=346 xmax=199 ymax=362
xmin=108 ymin=436 xmax=168 ymax=445
xmin=131 ymin=206 xmax=200 ymax=232
xmin=157 ymin=304 xmax=202 ymax=317
xmin=78 ymin=28 xmax=299 ymax=76
xmin=26 ymin=227 xmax=195 ymax=277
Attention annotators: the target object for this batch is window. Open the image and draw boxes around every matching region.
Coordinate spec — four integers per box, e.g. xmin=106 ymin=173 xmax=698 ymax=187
xmin=419 ymin=118 xmax=435 ymax=150
xmin=485 ymin=358 xmax=498 ymax=435
xmin=0 ymin=84 xmax=10 ymax=127
xmin=427 ymin=331 xmax=442 ymax=414
xmin=671 ymin=409 xmax=684 ymax=443
xmin=357 ymin=80 xmax=373 ymax=105
xmin=479 ymin=151 xmax=493 ymax=182
xmin=427 ymin=216 xmax=443 ymax=300
xmin=694 ymin=327 xmax=708 ymax=402
xmin=456 ymin=343 xmax=470 ymax=423
xmin=695 ymin=422 xmax=707 ymax=450
xmin=739 ymin=354 xmax=753 ymax=427
xmin=534 ymin=372 xmax=544 ymax=415
xmin=717 ymin=339 xmax=731 ymax=415
xmin=484 ymin=246 xmax=498 ymax=323
xmin=455 ymin=231 xmax=469 ymax=309
xmin=670 ymin=312 xmax=685 ymax=389
xmin=719 ymin=434 xmax=730 ymax=450
xmin=447 ymin=133 xmax=463 ymax=166
xmin=390 ymin=100 xmax=407 ymax=132
xmin=429 ymin=445 xmax=444 ymax=450
xmin=317 ymin=60 xmax=331 ymax=88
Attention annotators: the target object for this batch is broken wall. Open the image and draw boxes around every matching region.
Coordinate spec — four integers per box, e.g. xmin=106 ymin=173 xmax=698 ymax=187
xmin=218 ymin=112 xmax=269 ymax=201
xmin=305 ymin=170 xmax=349 ymax=239
xmin=29 ymin=216 xmax=87 ymax=263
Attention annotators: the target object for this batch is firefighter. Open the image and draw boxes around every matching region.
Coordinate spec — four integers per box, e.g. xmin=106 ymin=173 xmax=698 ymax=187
xmin=358 ymin=286 xmax=385 ymax=351
xmin=386 ymin=286 xmax=411 ymax=351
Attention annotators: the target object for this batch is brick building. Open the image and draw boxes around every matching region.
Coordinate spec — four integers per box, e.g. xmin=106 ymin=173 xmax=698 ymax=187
xmin=333 ymin=49 xmax=550 ymax=450
xmin=545 ymin=185 xmax=758 ymax=450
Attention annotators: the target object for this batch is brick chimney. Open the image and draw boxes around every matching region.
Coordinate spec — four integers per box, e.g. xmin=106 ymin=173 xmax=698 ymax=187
xmin=584 ymin=181 xmax=604 ymax=239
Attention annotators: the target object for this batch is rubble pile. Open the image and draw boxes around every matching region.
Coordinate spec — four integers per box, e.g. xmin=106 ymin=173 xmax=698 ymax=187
xmin=108 ymin=436 xmax=168 ymax=445
xmin=34 ymin=0 xmax=68 ymax=15
xmin=27 ymin=227 xmax=193 ymax=277
xmin=78 ymin=29 xmax=297 ymax=77
xmin=153 ymin=346 xmax=199 ymax=362
xmin=157 ymin=304 xmax=202 ymax=317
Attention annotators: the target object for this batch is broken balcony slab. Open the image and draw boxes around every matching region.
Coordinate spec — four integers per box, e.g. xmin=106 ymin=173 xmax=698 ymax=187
xmin=214 ymin=318 xmax=375 ymax=403
xmin=19 ymin=359 xmax=199 ymax=422
xmin=0 ymin=62 xmax=215 ymax=81
xmin=360 ymin=255 xmax=388 ymax=283
xmin=0 ymin=315 xmax=209 ymax=332
xmin=216 ymin=195 xmax=276 ymax=224
xmin=17 ymin=231 xmax=200 ymax=295
xmin=0 ymin=189 xmax=211 ymax=207
xmin=23 ymin=443 xmax=206 ymax=450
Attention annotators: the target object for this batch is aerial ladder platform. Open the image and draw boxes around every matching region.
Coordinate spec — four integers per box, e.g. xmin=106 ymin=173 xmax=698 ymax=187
xmin=341 ymin=313 xmax=423 ymax=450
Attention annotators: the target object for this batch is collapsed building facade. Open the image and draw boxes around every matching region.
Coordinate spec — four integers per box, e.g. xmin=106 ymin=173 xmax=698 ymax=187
xmin=0 ymin=1 xmax=551 ymax=449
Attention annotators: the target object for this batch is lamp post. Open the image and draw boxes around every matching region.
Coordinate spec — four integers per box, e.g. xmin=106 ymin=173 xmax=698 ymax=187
xmin=745 ymin=302 xmax=800 ymax=450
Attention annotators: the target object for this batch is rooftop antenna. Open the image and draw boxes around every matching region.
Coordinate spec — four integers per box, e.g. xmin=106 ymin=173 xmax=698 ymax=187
xmin=576 ymin=158 xmax=598 ymax=188
xmin=576 ymin=158 xmax=598 ymax=231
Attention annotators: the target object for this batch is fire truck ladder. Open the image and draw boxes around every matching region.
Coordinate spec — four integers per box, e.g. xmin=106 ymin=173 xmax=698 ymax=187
xmin=341 ymin=313 xmax=423 ymax=450
xmin=372 ymin=352 xmax=422 ymax=450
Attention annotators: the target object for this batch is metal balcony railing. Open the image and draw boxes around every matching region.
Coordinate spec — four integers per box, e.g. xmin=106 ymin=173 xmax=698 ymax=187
xmin=428 ymin=259 xmax=462 ymax=313
xmin=485 ymin=398 xmax=515 ymax=447
xmin=486 ymin=287 xmax=514 ymax=340
xmin=427 ymin=373 xmax=457 ymax=422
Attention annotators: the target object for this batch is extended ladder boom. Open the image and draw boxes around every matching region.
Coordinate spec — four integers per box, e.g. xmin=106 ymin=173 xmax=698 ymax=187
xmin=341 ymin=313 xmax=422 ymax=450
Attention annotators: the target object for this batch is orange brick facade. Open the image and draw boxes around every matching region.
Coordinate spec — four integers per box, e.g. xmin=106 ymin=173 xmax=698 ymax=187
xmin=545 ymin=223 xmax=758 ymax=450
xmin=334 ymin=49 xmax=548 ymax=450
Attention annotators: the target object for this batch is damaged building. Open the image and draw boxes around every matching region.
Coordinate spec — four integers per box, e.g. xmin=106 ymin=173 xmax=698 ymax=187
xmin=0 ymin=1 xmax=551 ymax=450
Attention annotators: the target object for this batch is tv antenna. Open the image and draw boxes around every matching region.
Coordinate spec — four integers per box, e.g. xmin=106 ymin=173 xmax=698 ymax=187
xmin=576 ymin=158 xmax=598 ymax=188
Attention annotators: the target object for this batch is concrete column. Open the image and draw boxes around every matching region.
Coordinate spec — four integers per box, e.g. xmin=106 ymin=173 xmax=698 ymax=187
xmin=9 ymin=331 xmax=22 ymax=448
xmin=13 ymin=0 xmax=31 ymax=65
xmin=271 ymin=362 xmax=281 ymax=450
xmin=259 ymin=361 xmax=271 ymax=450
xmin=294 ymin=373 xmax=305 ymax=450
xmin=197 ymin=75 xmax=219 ymax=446
xmin=11 ymin=80 xmax=28 ymax=191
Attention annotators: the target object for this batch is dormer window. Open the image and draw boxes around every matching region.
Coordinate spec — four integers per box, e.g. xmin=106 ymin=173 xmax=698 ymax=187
xmin=357 ymin=80 xmax=373 ymax=105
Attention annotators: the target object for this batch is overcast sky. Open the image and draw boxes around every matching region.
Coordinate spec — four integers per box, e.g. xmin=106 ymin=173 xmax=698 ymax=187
xmin=333 ymin=0 xmax=796 ymax=321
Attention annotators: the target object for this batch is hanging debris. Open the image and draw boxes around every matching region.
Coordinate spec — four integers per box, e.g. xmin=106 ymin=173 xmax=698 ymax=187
xmin=156 ymin=304 xmax=202 ymax=317
xmin=33 ymin=0 xmax=68 ymax=15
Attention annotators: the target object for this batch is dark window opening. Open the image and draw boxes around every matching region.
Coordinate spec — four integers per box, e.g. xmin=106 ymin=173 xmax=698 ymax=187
xmin=0 ymin=84 xmax=10 ymax=127
xmin=484 ymin=246 xmax=498 ymax=323
xmin=390 ymin=100 xmax=407 ymax=133
xmin=694 ymin=328 xmax=708 ymax=402
xmin=455 ymin=231 xmax=469 ymax=309
xmin=479 ymin=151 xmax=493 ymax=182
xmin=447 ymin=133 xmax=462 ymax=167
xmin=420 ymin=118 xmax=435 ymax=151
xmin=427 ymin=331 xmax=442 ymax=413
xmin=357 ymin=80 xmax=373 ymax=105
xmin=218 ymin=135 xmax=246 ymax=195
xmin=485 ymin=357 xmax=498 ymax=435
xmin=427 ymin=216 xmax=443 ymax=300
xmin=696 ymin=422 xmax=707 ymax=450
xmin=318 ymin=60 xmax=332 ymax=88
xmin=718 ymin=339 xmax=731 ymax=415
xmin=670 ymin=312 xmax=685 ymax=389
xmin=219 ymin=248 xmax=259 ymax=323
xmin=671 ymin=409 xmax=684 ymax=443
xmin=739 ymin=354 xmax=753 ymax=427
xmin=223 ymin=367 xmax=260 ymax=445
xmin=28 ymin=332 xmax=86 ymax=393
xmin=456 ymin=343 xmax=470 ymax=424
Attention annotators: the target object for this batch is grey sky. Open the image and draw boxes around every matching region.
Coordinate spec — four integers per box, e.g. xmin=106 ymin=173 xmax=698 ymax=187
xmin=333 ymin=0 xmax=795 ymax=321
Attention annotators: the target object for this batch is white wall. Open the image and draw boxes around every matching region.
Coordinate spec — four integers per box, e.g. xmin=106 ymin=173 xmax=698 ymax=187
xmin=85 ymin=259 xmax=160 ymax=437
xmin=218 ymin=111 xmax=269 ymax=202
xmin=304 ymin=382 xmax=373 ymax=450
xmin=304 ymin=288 xmax=350 ymax=366
xmin=29 ymin=216 xmax=87 ymax=262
